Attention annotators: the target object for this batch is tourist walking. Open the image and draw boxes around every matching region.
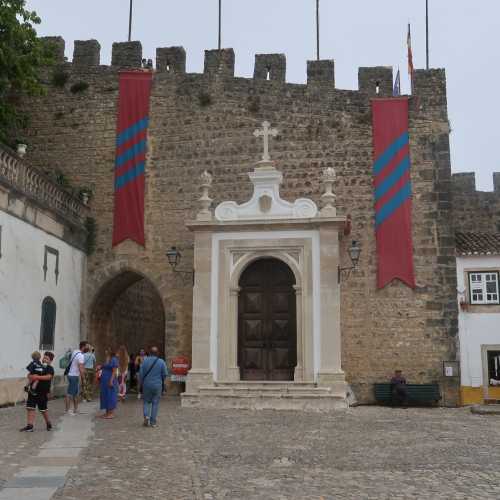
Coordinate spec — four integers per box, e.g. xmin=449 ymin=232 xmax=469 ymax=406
xmin=99 ymin=348 xmax=119 ymax=419
xmin=128 ymin=353 xmax=137 ymax=392
xmin=139 ymin=347 xmax=168 ymax=428
xmin=20 ymin=352 xmax=55 ymax=432
xmin=117 ymin=345 xmax=129 ymax=401
xmin=135 ymin=348 xmax=146 ymax=399
xmin=82 ymin=345 xmax=96 ymax=402
xmin=65 ymin=341 xmax=88 ymax=415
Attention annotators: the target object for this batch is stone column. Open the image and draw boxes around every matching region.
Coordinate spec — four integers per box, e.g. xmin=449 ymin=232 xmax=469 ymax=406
xmin=317 ymin=224 xmax=346 ymax=397
xmin=293 ymin=285 xmax=304 ymax=382
xmin=185 ymin=230 xmax=214 ymax=393
xmin=226 ymin=287 xmax=241 ymax=381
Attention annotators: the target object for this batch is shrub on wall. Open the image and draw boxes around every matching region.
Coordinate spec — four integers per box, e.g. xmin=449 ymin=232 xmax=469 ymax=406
xmin=198 ymin=92 xmax=212 ymax=107
xmin=51 ymin=69 xmax=69 ymax=88
xmin=70 ymin=81 xmax=89 ymax=94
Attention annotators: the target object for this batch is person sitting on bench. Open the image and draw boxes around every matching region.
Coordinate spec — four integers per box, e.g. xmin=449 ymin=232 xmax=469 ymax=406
xmin=390 ymin=370 xmax=408 ymax=406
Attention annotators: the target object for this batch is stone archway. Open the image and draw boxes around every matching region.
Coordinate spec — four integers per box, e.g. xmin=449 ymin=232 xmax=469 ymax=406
xmin=89 ymin=270 xmax=166 ymax=360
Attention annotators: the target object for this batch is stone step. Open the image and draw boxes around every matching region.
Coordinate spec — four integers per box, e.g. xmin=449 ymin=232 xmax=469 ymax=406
xmin=182 ymin=392 xmax=347 ymax=412
xmin=213 ymin=382 xmax=325 ymax=390
xmin=215 ymin=381 xmax=314 ymax=386
xmin=471 ymin=404 xmax=500 ymax=415
xmin=200 ymin=392 xmax=342 ymax=399
xmin=199 ymin=384 xmax=331 ymax=395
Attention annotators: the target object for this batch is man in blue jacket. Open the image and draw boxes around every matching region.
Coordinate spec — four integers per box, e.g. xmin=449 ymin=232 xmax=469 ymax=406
xmin=139 ymin=347 xmax=168 ymax=427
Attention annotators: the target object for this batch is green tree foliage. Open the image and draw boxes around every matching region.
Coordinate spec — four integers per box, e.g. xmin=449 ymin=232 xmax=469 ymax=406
xmin=0 ymin=1 xmax=54 ymax=143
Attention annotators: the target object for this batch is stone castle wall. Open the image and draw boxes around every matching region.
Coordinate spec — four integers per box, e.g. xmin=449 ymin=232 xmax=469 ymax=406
xmin=17 ymin=37 xmax=459 ymax=403
xmin=452 ymin=172 xmax=500 ymax=234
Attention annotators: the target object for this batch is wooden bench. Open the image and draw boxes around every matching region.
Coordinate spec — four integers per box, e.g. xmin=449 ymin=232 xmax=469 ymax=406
xmin=374 ymin=383 xmax=441 ymax=406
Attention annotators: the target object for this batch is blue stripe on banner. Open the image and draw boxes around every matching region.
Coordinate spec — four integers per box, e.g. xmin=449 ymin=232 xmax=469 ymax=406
xmin=115 ymin=162 xmax=145 ymax=190
xmin=374 ymin=155 xmax=410 ymax=201
xmin=375 ymin=181 xmax=412 ymax=227
xmin=116 ymin=117 xmax=149 ymax=147
xmin=373 ymin=131 xmax=409 ymax=176
xmin=115 ymin=140 xmax=147 ymax=167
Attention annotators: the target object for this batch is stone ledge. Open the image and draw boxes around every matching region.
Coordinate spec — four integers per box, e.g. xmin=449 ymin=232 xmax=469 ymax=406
xmin=199 ymin=384 xmax=332 ymax=395
xmin=187 ymin=215 xmax=347 ymax=232
xmin=470 ymin=404 xmax=500 ymax=415
xmin=181 ymin=392 xmax=347 ymax=412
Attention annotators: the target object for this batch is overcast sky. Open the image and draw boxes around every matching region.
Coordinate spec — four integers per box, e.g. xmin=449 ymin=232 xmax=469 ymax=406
xmin=26 ymin=0 xmax=498 ymax=190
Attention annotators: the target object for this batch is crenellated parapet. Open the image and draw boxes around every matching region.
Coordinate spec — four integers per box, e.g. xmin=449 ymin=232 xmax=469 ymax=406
xmin=111 ymin=41 xmax=142 ymax=68
xmin=40 ymin=36 xmax=66 ymax=62
xmin=73 ymin=40 xmax=101 ymax=66
xmin=38 ymin=37 xmax=447 ymax=95
xmin=307 ymin=60 xmax=335 ymax=85
xmin=203 ymin=48 xmax=235 ymax=77
xmin=254 ymin=53 xmax=286 ymax=82
xmin=156 ymin=46 xmax=186 ymax=74
xmin=452 ymin=172 xmax=500 ymax=234
xmin=358 ymin=66 xmax=393 ymax=96
xmin=452 ymin=172 xmax=500 ymax=194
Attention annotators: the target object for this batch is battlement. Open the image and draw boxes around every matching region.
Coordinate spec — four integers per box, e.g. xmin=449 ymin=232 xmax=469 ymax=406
xmin=452 ymin=172 xmax=500 ymax=194
xmin=39 ymin=37 xmax=446 ymax=95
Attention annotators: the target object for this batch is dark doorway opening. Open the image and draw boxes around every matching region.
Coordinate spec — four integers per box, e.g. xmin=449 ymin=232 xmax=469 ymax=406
xmin=90 ymin=272 xmax=165 ymax=361
xmin=238 ymin=258 xmax=297 ymax=381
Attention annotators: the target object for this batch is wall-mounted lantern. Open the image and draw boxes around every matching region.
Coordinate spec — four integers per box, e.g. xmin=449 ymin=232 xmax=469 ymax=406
xmin=338 ymin=240 xmax=361 ymax=283
xmin=166 ymin=246 xmax=194 ymax=285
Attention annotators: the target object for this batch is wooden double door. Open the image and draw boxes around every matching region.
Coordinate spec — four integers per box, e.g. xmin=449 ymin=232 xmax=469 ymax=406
xmin=238 ymin=258 xmax=297 ymax=381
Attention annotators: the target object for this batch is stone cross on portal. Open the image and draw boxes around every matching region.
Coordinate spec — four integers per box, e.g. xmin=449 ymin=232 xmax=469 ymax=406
xmin=253 ymin=121 xmax=278 ymax=162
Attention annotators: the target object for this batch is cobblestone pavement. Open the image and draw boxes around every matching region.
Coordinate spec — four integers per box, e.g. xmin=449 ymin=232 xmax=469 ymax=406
xmin=51 ymin=398 xmax=500 ymax=500
xmin=3 ymin=398 xmax=500 ymax=499
xmin=0 ymin=398 xmax=66 ymax=488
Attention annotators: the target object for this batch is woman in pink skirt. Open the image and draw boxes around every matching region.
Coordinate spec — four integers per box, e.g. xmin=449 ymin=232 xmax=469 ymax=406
xmin=117 ymin=345 xmax=129 ymax=401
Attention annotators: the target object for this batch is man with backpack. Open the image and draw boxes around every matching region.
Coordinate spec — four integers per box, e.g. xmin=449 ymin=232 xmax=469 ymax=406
xmin=138 ymin=346 xmax=168 ymax=428
xmin=65 ymin=341 xmax=88 ymax=415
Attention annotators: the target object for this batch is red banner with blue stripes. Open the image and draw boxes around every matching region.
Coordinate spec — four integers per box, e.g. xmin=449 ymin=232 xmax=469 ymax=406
xmin=372 ymin=98 xmax=415 ymax=289
xmin=112 ymin=71 xmax=152 ymax=247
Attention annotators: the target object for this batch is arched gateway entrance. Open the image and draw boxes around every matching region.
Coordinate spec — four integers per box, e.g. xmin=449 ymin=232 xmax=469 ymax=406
xmin=89 ymin=271 xmax=165 ymax=359
xmin=238 ymin=258 xmax=297 ymax=381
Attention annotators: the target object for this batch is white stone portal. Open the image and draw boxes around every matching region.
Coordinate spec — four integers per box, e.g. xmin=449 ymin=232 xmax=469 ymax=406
xmin=214 ymin=162 xmax=318 ymax=221
xmin=183 ymin=121 xmax=348 ymax=411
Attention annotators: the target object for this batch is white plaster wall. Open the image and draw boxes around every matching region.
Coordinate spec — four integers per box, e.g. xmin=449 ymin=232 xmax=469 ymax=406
xmin=457 ymin=255 xmax=500 ymax=387
xmin=0 ymin=211 xmax=85 ymax=379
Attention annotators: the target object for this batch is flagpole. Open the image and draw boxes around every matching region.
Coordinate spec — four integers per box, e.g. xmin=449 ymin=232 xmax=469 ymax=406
xmin=128 ymin=0 xmax=133 ymax=42
xmin=218 ymin=0 xmax=222 ymax=50
xmin=425 ymin=0 xmax=429 ymax=69
xmin=316 ymin=0 xmax=320 ymax=60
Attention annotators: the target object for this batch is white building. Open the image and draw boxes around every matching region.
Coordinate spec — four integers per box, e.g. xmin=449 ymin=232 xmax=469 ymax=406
xmin=456 ymin=232 xmax=500 ymax=405
xmin=0 ymin=147 xmax=88 ymax=405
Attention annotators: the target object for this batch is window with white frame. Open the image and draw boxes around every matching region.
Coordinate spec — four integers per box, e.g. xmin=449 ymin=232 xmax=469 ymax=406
xmin=469 ymin=272 xmax=500 ymax=305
